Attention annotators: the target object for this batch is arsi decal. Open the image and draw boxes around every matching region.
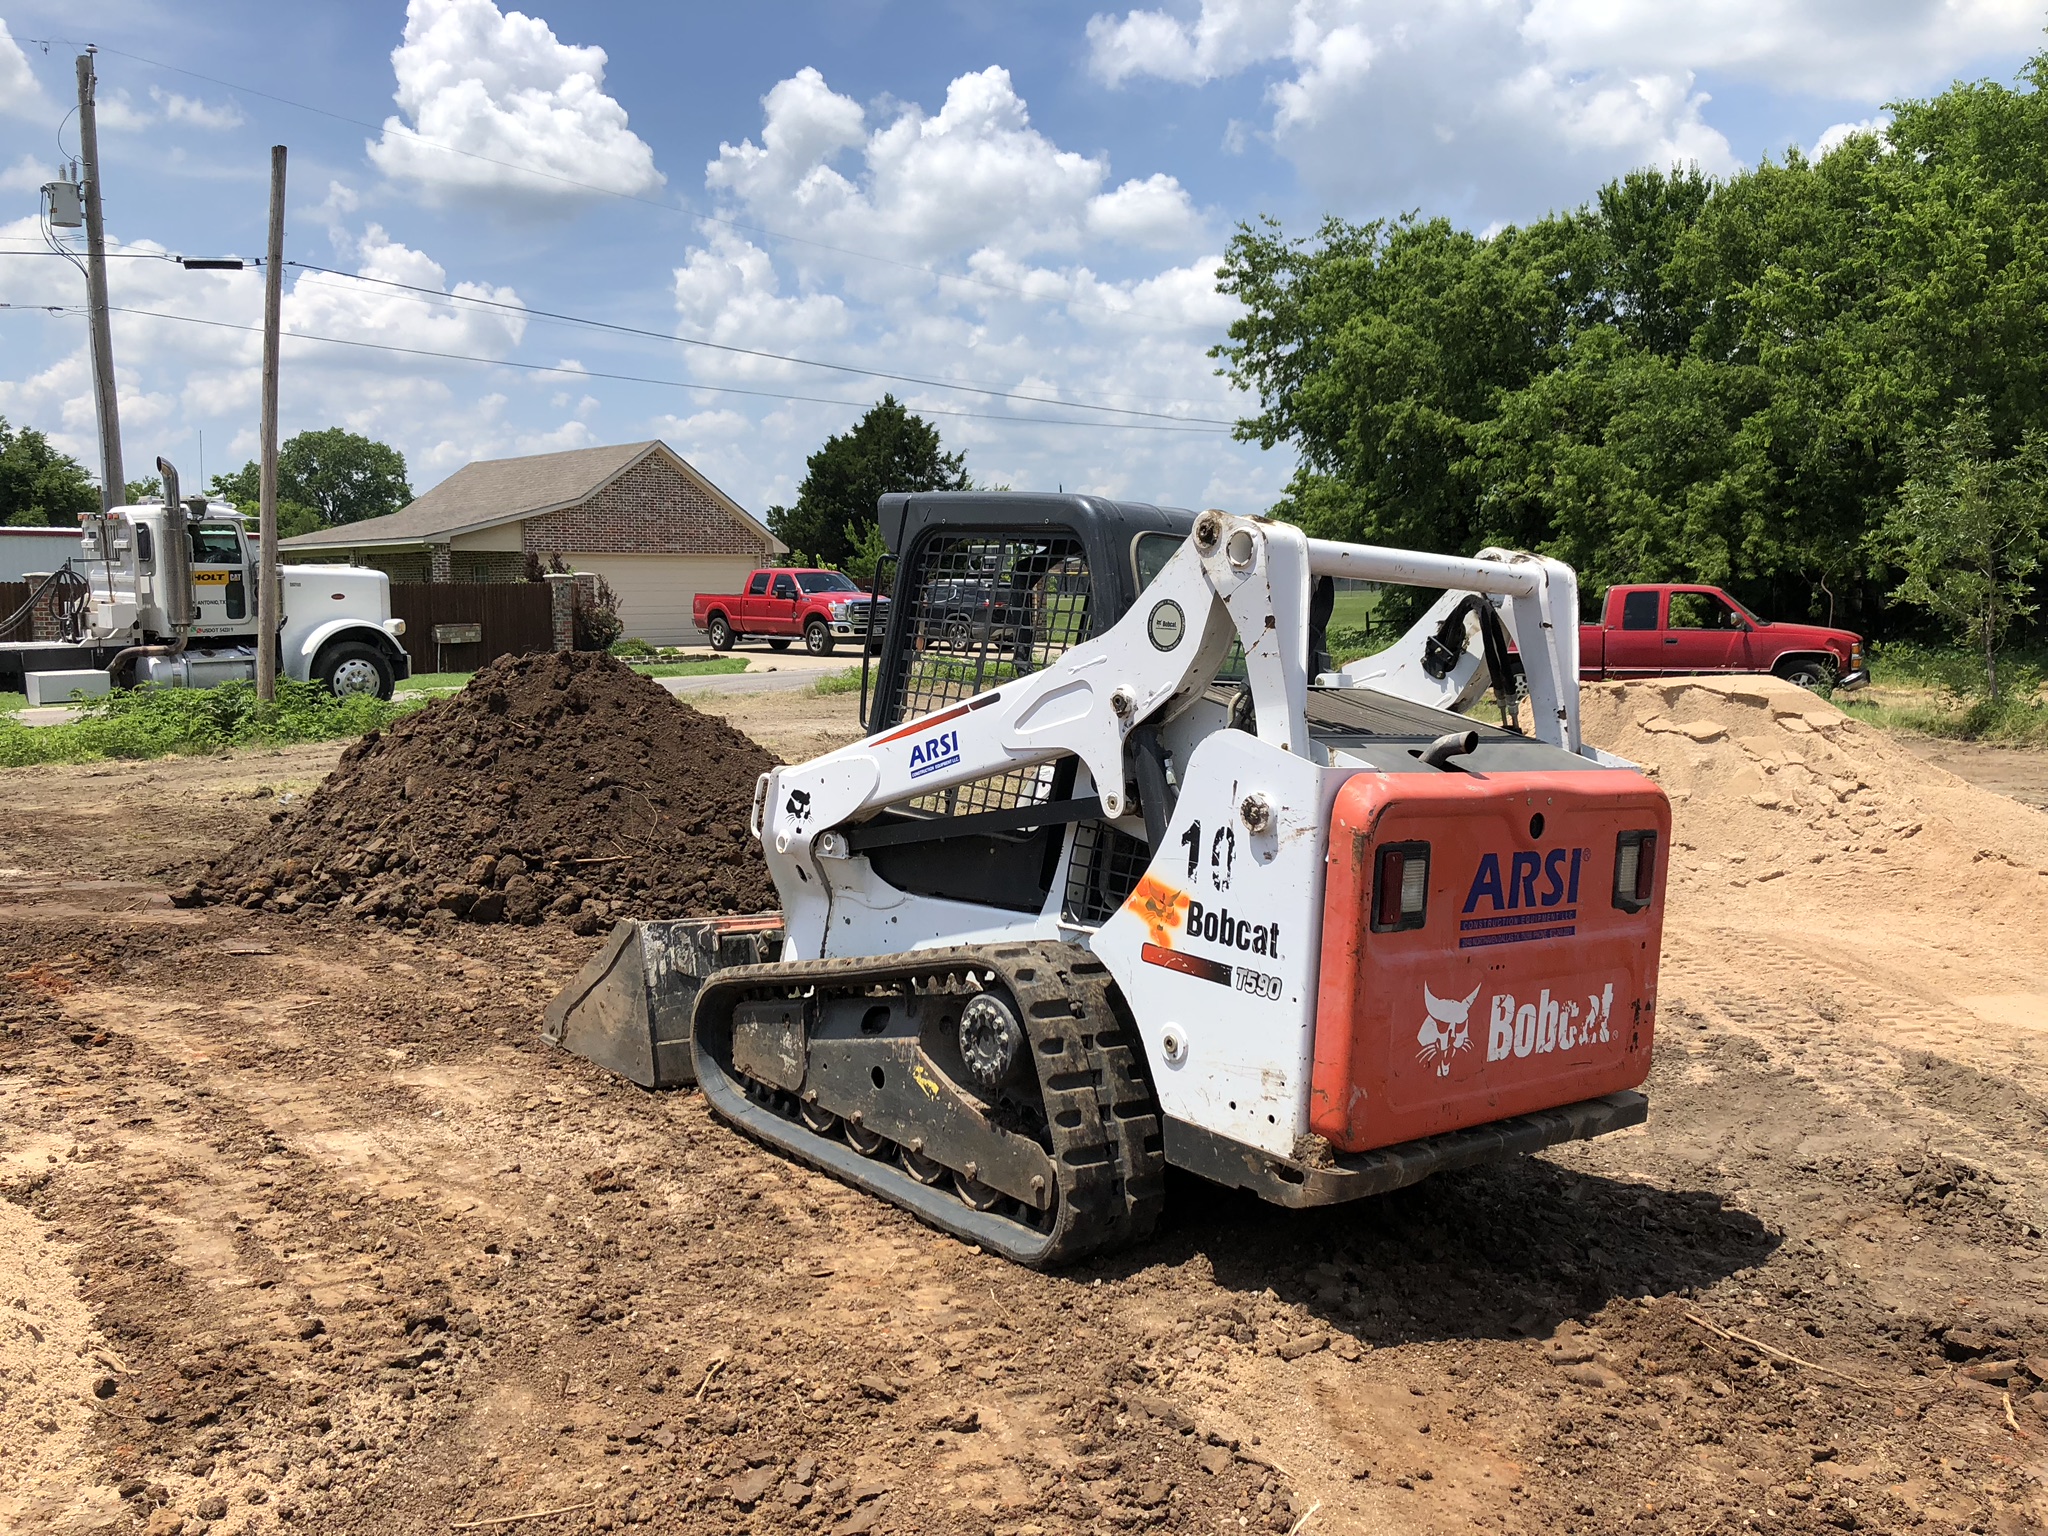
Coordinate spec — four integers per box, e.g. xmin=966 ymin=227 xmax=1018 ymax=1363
xmin=907 ymin=727 xmax=961 ymax=781
xmin=1459 ymin=848 xmax=1586 ymax=949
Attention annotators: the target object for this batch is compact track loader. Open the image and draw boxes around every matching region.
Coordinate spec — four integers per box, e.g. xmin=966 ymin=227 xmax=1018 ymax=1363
xmin=545 ymin=495 xmax=1668 ymax=1265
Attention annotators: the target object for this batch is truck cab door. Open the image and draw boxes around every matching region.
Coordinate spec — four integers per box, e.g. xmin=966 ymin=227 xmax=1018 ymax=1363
xmin=1603 ymin=589 xmax=1664 ymax=676
xmin=186 ymin=523 xmax=252 ymax=636
xmin=767 ymin=572 xmax=801 ymax=633
xmin=1664 ymin=589 xmax=1744 ymax=673
xmin=739 ymin=570 xmax=772 ymax=631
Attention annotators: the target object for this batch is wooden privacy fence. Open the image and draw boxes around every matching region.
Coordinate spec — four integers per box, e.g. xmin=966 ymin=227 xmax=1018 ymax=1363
xmin=387 ymin=582 xmax=555 ymax=674
xmin=0 ymin=581 xmax=30 ymax=645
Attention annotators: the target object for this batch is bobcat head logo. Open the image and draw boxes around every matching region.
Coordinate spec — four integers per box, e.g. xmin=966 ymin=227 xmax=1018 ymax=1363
xmin=1417 ymin=983 xmax=1481 ymax=1077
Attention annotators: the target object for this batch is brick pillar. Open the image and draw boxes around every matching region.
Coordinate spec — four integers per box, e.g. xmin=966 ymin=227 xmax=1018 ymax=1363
xmin=22 ymin=573 xmax=63 ymax=641
xmin=544 ymin=572 xmax=577 ymax=652
xmin=429 ymin=543 xmax=453 ymax=583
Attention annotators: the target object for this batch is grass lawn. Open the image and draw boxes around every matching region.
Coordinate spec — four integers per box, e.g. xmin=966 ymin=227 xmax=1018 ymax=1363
xmin=1328 ymin=588 xmax=1380 ymax=630
xmin=0 ymin=691 xmax=25 ymax=714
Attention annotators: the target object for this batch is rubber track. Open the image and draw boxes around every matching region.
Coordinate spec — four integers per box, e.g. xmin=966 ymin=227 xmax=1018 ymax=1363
xmin=691 ymin=941 xmax=1164 ymax=1266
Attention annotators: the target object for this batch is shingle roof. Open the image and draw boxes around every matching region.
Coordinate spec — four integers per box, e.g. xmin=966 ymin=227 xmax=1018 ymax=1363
xmin=280 ymin=441 xmax=773 ymax=550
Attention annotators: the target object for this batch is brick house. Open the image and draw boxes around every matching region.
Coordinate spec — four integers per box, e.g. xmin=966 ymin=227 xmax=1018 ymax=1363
xmin=280 ymin=441 xmax=783 ymax=646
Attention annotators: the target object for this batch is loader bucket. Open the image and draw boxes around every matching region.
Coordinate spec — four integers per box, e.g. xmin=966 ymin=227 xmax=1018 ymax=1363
xmin=541 ymin=913 xmax=784 ymax=1088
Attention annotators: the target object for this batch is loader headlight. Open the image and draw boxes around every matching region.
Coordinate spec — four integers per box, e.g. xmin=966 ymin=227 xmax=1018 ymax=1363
xmin=1371 ymin=841 xmax=1430 ymax=933
xmin=1613 ymin=831 xmax=1657 ymax=913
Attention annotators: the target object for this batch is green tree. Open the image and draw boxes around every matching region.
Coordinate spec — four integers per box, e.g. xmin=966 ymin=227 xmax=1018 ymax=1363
xmin=211 ymin=429 xmax=407 ymax=538
xmin=1212 ymin=53 xmax=2048 ymax=638
xmin=125 ymin=475 xmax=162 ymax=502
xmin=0 ymin=418 xmax=101 ymax=527
xmin=768 ymin=396 xmax=969 ymax=568
xmin=1878 ymin=404 xmax=2048 ymax=700
xmin=208 ymin=462 xmax=322 ymax=538
xmin=277 ymin=428 xmax=412 ymax=526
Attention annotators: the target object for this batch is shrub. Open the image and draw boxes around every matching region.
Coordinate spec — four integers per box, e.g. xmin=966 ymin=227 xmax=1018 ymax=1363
xmin=573 ymin=574 xmax=625 ymax=652
xmin=609 ymin=636 xmax=657 ymax=659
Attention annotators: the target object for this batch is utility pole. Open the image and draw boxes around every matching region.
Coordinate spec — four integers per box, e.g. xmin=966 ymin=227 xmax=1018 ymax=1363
xmin=76 ymin=50 xmax=124 ymax=509
xmin=256 ymin=145 xmax=286 ymax=702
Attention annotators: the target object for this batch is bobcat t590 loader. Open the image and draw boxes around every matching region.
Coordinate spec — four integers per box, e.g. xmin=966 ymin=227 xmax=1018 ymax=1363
xmin=545 ymin=495 xmax=1668 ymax=1266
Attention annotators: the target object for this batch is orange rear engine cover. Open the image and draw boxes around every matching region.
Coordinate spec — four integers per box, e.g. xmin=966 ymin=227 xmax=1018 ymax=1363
xmin=1310 ymin=768 xmax=1669 ymax=1154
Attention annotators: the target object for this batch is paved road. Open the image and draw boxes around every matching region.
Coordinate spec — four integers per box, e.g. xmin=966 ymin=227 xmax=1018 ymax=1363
xmin=658 ymin=651 xmax=857 ymax=697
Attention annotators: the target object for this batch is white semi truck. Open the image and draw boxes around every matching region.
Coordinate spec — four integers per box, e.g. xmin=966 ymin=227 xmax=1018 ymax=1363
xmin=0 ymin=457 xmax=410 ymax=703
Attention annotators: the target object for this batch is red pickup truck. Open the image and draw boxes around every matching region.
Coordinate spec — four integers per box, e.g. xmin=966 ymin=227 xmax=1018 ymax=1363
xmin=1580 ymin=584 xmax=1867 ymax=691
xmin=692 ymin=568 xmax=886 ymax=656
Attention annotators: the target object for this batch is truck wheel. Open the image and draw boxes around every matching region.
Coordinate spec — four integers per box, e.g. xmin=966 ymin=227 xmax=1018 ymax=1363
xmin=944 ymin=615 xmax=972 ymax=651
xmin=706 ymin=615 xmax=735 ymax=651
xmin=1776 ymin=657 xmax=1837 ymax=693
xmin=767 ymin=638 xmax=792 ymax=652
xmin=804 ymin=618 xmax=835 ymax=656
xmin=316 ymin=641 xmax=395 ymax=701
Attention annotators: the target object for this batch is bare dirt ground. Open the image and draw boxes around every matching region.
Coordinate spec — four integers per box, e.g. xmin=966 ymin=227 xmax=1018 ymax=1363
xmin=3 ymin=679 xmax=2046 ymax=1536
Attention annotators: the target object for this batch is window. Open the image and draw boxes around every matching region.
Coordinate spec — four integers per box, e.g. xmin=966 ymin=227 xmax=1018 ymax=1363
xmin=1667 ymin=591 xmax=1737 ymax=630
xmin=884 ymin=530 xmax=1092 ymax=816
xmin=747 ymin=572 xmax=770 ymax=596
xmin=771 ymin=575 xmax=799 ymax=600
xmin=1132 ymin=531 xmax=1184 ymax=592
xmin=135 ymin=524 xmax=154 ymax=568
xmin=1619 ymin=590 xmax=1660 ymax=630
xmin=797 ymin=571 xmax=858 ymax=593
xmin=190 ymin=526 xmax=243 ymax=565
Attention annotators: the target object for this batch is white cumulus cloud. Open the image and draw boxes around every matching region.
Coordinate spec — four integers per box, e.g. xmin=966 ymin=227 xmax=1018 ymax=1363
xmin=666 ymin=67 xmax=1276 ymax=517
xmin=1811 ymin=115 xmax=1892 ymax=159
xmin=1084 ymin=0 xmax=2037 ymax=222
xmin=368 ymin=0 xmax=664 ymax=207
xmin=0 ymin=21 xmax=49 ymax=120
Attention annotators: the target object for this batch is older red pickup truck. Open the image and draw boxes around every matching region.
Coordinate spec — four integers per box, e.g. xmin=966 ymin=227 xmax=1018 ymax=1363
xmin=691 ymin=568 xmax=885 ymax=656
xmin=1580 ymin=584 xmax=1867 ymax=690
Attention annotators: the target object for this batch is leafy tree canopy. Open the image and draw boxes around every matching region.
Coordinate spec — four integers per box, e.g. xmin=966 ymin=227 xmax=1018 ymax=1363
xmin=768 ymin=395 xmax=969 ymax=568
xmin=1214 ymin=53 xmax=2048 ymax=634
xmin=211 ymin=428 xmax=410 ymax=539
xmin=0 ymin=418 xmax=100 ymax=527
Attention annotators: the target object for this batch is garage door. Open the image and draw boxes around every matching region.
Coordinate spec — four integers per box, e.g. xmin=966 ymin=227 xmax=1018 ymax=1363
xmin=564 ymin=553 xmax=763 ymax=647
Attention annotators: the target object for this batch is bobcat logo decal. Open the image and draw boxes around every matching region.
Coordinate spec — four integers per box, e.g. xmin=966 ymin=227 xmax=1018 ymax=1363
xmin=1416 ymin=983 xmax=1480 ymax=1077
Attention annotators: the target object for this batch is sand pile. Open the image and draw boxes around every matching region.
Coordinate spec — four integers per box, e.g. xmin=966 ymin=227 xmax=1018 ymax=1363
xmin=199 ymin=650 xmax=779 ymax=930
xmin=1580 ymin=675 xmax=2048 ymax=928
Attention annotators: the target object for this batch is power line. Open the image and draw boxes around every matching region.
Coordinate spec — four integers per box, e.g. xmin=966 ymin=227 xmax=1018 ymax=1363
xmin=0 ymin=244 xmax=1238 ymax=421
xmin=17 ymin=36 xmax=1209 ymax=326
xmin=73 ymin=302 xmax=1235 ymax=434
xmin=283 ymin=262 xmax=1238 ymax=425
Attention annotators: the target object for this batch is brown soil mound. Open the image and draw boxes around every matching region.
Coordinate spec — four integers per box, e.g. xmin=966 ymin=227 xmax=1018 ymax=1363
xmin=1580 ymin=675 xmax=2048 ymax=931
xmin=200 ymin=650 xmax=779 ymax=928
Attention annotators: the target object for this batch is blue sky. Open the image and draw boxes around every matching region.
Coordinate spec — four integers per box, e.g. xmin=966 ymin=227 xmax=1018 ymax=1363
xmin=0 ymin=1 xmax=2040 ymax=517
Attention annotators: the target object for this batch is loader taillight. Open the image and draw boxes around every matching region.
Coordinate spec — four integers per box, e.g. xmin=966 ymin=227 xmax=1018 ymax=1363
xmin=1613 ymin=831 xmax=1657 ymax=912
xmin=1371 ymin=842 xmax=1430 ymax=933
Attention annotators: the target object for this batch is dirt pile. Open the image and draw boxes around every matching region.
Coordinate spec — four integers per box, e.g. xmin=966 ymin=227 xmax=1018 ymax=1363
xmin=1580 ymin=674 xmax=2048 ymax=926
xmin=199 ymin=650 xmax=779 ymax=929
